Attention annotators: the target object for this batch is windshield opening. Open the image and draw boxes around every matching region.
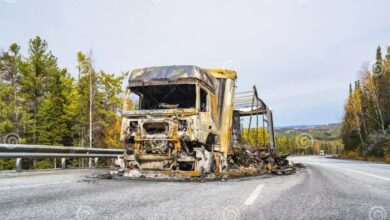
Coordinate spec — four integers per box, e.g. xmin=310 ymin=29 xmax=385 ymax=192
xmin=124 ymin=84 xmax=196 ymax=110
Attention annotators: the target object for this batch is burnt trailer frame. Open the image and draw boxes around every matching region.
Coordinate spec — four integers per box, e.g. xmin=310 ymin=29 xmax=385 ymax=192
xmin=233 ymin=86 xmax=276 ymax=152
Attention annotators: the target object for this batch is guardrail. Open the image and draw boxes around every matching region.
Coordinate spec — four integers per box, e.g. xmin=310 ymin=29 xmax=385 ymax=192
xmin=0 ymin=144 xmax=124 ymax=172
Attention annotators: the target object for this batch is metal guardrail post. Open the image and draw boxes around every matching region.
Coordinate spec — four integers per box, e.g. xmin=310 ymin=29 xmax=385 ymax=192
xmin=94 ymin=157 xmax=99 ymax=167
xmin=88 ymin=158 xmax=92 ymax=168
xmin=61 ymin=158 xmax=66 ymax=169
xmin=16 ymin=158 xmax=22 ymax=172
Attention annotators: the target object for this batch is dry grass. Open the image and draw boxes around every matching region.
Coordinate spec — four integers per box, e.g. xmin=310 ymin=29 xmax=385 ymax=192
xmin=339 ymin=150 xmax=390 ymax=164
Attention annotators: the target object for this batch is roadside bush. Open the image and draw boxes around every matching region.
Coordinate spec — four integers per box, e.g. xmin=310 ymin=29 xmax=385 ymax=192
xmin=0 ymin=159 xmax=16 ymax=170
xmin=36 ymin=160 xmax=53 ymax=169
xmin=339 ymin=149 xmax=364 ymax=160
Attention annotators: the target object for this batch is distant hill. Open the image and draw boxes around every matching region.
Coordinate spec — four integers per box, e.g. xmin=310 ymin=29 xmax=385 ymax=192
xmin=275 ymin=125 xmax=317 ymax=130
xmin=275 ymin=123 xmax=342 ymax=142
xmin=276 ymin=123 xmax=341 ymax=131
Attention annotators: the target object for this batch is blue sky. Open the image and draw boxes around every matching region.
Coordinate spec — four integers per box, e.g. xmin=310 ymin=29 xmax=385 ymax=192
xmin=1 ymin=0 xmax=390 ymax=126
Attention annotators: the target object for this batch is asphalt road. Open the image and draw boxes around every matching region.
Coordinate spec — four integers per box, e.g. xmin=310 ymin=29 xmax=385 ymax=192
xmin=0 ymin=156 xmax=390 ymax=220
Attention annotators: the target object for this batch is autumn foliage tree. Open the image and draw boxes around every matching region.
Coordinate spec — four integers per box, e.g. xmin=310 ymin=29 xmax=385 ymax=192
xmin=342 ymin=46 xmax=390 ymax=159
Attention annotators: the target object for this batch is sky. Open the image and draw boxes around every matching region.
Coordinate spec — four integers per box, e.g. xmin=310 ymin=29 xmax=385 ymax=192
xmin=1 ymin=0 xmax=390 ymax=127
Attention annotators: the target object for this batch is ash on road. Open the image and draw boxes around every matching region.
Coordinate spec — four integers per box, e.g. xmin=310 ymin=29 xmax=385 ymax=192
xmin=0 ymin=156 xmax=389 ymax=220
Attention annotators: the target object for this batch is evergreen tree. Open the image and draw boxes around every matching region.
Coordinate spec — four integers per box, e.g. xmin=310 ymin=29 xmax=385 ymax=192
xmin=0 ymin=43 xmax=22 ymax=135
xmin=376 ymin=46 xmax=383 ymax=62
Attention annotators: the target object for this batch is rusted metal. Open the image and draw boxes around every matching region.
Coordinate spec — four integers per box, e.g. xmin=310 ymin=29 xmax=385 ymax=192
xmin=159 ymin=170 xmax=201 ymax=177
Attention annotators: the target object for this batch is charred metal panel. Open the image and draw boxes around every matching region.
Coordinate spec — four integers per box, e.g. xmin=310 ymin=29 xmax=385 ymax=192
xmin=232 ymin=110 xmax=242 ymax=146
xmin=219 ymin=79 xmax=235 ymax=155
xmin=129 ymin=65 xmax=217 ymax=91
xmin=215 ymin=78 xmax=226 ymax=130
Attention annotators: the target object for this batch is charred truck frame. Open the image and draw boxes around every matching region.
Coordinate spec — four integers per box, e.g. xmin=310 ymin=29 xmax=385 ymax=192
xmin=119 ymin=65 xmax=275 ymax=177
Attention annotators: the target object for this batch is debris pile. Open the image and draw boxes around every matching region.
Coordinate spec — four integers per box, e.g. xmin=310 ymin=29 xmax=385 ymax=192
xmin=109 ymin=146 xmax=304 ymax=180
xmin=228 ymin=146 xmax=304 ymax=176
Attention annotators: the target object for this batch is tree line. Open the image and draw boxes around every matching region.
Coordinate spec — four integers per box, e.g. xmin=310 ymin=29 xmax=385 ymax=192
xmin=241 ymin=126 xmax=343 ymax=156
xmin=0 ymin=37 xmax=125 ymax=156
xmin=0 ymin=37 xmax=126 ymax=169
xmin=341 ymin=46 xmax=390 ymax=160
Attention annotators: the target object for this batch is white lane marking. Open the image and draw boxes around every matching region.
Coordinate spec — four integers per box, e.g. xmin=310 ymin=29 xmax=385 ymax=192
xmin=244 ymin=183 xmax=264 ymax=206
xmin=0 ymin=181 xmax=73 ymax=190
xmin=313 ymin=163 xmax=390 ymax=182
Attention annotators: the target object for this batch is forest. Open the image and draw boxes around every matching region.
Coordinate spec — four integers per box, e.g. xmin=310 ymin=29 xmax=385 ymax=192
xmin=341 ymin=46 xmax=390 ymax=162
xmin=0 ymin=37 xmax=125 ymax=169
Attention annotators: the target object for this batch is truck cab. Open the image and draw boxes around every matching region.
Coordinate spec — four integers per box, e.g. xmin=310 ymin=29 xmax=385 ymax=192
xmin=121 ymin=66 xmax=227 ymax=176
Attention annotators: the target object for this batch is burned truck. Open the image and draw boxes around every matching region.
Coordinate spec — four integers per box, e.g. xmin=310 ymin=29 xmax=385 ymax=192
xmin=119 ymin=65 xmax=277 ymax=177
